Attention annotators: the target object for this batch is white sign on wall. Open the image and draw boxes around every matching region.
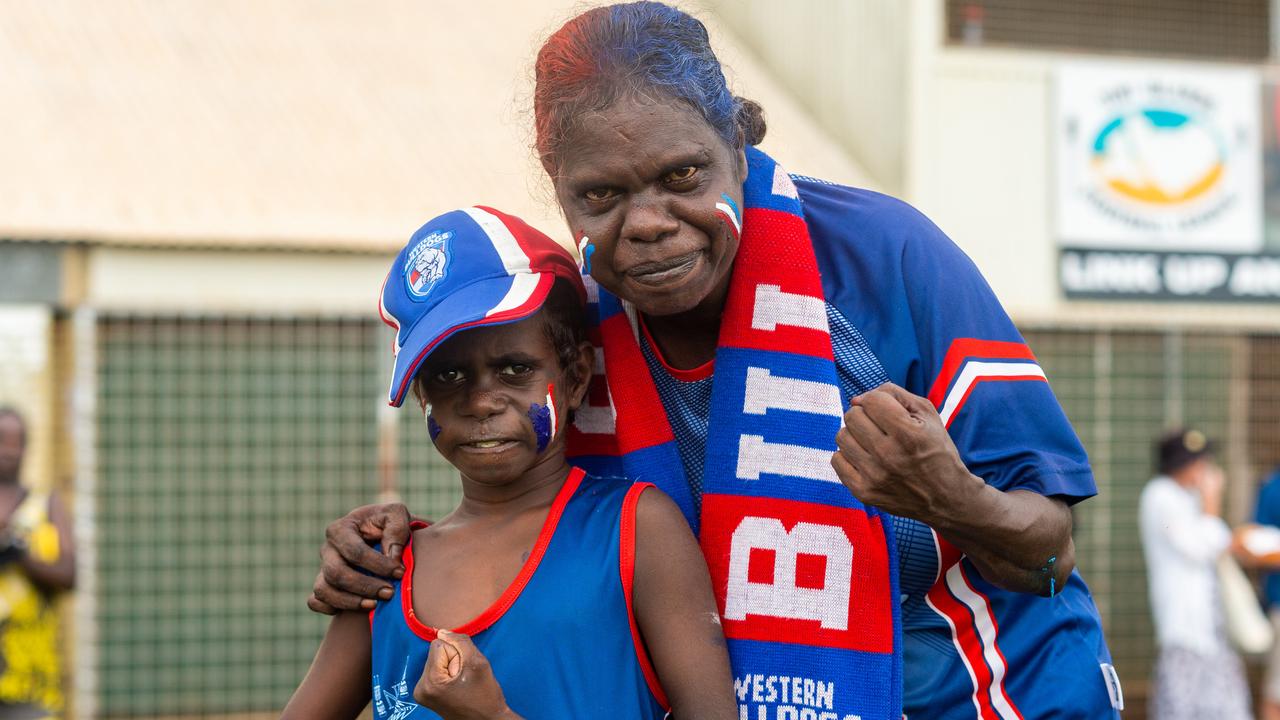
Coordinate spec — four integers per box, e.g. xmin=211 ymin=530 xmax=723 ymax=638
xmin=1056 ymin=62 xmax=1262 ymax=253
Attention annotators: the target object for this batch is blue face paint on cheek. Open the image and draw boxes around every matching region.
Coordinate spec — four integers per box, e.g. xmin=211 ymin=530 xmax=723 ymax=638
xmin=427 ymin=414 xmax=442 ymax=442
xmin=527 ymin=402 xmax=552 ymax=453
xmin=526 ymin=384 xmax=559 ymax=454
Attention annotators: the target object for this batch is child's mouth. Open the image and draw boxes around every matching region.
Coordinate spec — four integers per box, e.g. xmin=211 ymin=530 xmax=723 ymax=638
xmin=460 ymin=438 xmax=518 ymax=452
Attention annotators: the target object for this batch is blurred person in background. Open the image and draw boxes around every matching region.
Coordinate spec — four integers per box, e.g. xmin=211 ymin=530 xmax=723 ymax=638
xmin=1139 ymin=428 xmax=1251 ymax=720
xmin=0 ymin=407 xmax=74 ymax=720
xmin=310 ymin=2 xmax=1121 ymax=717
xmin=1254 ymin=464 xmax=1280 ymax=720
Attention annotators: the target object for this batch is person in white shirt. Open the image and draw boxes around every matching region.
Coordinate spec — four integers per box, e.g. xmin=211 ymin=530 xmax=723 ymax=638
xmin=1139 ymin=428 xmax=1251 ymax=720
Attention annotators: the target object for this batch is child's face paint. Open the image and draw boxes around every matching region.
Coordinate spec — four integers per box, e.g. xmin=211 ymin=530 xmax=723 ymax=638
xmin=525 ymin=383 xmax=560 ymax=454
xmin=416 ymin=313 xmax=576 ymax=486
xmin=426 ymin=406 xmax=443 ymax=442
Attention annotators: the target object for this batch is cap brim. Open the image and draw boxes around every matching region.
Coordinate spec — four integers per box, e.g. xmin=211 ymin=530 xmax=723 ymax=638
xmin=386 ymin=273 xmax=555 ymax=406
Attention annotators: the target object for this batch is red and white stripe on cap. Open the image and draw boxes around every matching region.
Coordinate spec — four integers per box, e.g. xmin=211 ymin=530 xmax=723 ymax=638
xmin=460 ymin=206 xmax=543 ymax=319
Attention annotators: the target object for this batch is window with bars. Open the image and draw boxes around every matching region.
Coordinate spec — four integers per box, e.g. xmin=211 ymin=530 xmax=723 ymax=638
xmin=946 ymin=0 xmax=1271 ymax=61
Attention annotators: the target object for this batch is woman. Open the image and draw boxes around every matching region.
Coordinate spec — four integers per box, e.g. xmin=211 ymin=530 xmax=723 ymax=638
xmin=312 ymin=4 xmax=1120 ymax=717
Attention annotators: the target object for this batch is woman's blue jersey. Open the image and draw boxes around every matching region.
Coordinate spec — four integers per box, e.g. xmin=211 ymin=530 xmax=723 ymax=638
xmin=369 ymin=468 xmax=668 ymax=720
xmin=623 ymin=176 xmax=1122 ymax=718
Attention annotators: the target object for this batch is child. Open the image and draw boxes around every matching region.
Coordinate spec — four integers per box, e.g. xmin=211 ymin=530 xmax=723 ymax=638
xmin=283 ymin=207 xmax=737 ymax=719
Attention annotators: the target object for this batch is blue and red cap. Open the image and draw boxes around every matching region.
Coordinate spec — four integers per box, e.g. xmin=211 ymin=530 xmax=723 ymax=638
xmin=378 ymin=206 xmax=585 ymax=407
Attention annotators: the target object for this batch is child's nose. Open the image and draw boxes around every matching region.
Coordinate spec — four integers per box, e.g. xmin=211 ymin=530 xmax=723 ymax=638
xmin=460 ymin=384 xmax=507 ymax=419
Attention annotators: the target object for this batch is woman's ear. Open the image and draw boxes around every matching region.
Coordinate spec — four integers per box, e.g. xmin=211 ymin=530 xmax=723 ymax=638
xmin=565 ymin=340 xmax=596 ymax=412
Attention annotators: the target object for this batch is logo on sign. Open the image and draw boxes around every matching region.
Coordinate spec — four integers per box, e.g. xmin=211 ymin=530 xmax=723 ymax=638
xmin=1091 ymin=108 xmax=1224 ymax=207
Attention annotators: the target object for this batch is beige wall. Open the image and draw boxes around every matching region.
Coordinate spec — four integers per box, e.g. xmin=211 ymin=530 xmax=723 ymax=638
xmin=86 ymin=247 xmax=395 ymax=315
xmin=706 ymin=0 xmax=911 ymax=195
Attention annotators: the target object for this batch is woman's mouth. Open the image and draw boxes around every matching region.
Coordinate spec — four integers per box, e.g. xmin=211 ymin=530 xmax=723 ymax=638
xmin=625 ymin=252 xmax=702 ymax=286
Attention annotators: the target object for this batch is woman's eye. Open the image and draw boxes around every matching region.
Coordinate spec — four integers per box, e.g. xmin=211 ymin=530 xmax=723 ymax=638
xmin=663 ymin=166 xmax=698 ymax=183
xmin=584 ymin=188 xmax=615 ymax=202
xmin=500 ymin=363 xmax=532 ymax=377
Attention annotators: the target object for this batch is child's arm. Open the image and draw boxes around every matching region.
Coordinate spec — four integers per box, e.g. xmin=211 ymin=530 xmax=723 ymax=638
xmin=632 ymin=488 xmax=738 ymax=720
xmin=281 ymin=611 xmax=372 ymax=720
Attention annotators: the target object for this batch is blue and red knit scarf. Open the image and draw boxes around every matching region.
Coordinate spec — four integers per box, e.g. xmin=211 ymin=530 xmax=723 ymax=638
xmin=567 ymin=147 xmax=900 ymax=719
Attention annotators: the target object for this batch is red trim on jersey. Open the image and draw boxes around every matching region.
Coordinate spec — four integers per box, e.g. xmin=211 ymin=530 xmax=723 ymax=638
xmin=389 ymin=273 xmax=555 ymax=406
xmin=926 ymin=575 xmax=1001 ymax=720
xmin=926 ymin=339 xmax=1038 ymax=408
xmin=400 ymin=467 xmax=585 ymax=641
xmin=372 ymin=518 xmax=431 ymax=632
xmin=637 ymin=313 xmax=715 ymax=382
xmin=955 ymin=567 xmax=1023 ymax=719
xmin=933 ymin=534 xmax=963 ymax=586
xmin=941 ymin=374 xmax=1048 ymax=429
xmin=618 ymin=483 xmax=672 ymax=711
xmin=926 ymin=530 xmax=1022 ymax=720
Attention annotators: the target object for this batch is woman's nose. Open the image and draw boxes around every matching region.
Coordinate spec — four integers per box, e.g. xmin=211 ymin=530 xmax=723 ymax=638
xmin=620 ymin=193 xmax=679 ymax=244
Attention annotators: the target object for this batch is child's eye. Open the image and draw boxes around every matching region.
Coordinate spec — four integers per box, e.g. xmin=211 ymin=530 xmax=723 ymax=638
xmin=434 ymin=369 xmax=464 ymax=384
xmin=499 ymin=363 xmax=532 ymax=377
xmin=663 ymin=166 xmax=698 ymax=184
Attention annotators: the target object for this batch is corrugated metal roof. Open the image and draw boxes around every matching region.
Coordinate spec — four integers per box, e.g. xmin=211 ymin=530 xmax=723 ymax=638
xmin=0 ymin=0 xmax=874 ymax=252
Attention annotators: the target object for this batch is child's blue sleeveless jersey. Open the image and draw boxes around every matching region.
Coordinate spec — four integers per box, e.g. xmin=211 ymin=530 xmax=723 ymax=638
xmin=369 ymin=468 xmax=668 ymax=720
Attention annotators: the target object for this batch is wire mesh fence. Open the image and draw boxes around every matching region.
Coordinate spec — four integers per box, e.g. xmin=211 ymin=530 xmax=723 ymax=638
xmin=2 ymin=313 xmax=1267 ymax=716
xmin=1025 ymin=327 xmax=1280 ymax=713
xmin=92 ymin=315 xmax=390 ymax=716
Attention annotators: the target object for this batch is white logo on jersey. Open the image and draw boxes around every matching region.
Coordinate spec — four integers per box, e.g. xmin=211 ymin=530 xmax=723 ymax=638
xmin=724 ymin=517 xmax=853 ymax=630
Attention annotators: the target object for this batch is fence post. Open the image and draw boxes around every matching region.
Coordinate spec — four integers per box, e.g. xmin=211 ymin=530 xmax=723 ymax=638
xmin=71 ymin=307 xmax=97 ymax=720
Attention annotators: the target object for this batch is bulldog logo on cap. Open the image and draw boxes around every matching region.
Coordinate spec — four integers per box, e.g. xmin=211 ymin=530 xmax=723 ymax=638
xmin=404 ymin=230 xmax=453 ymax=299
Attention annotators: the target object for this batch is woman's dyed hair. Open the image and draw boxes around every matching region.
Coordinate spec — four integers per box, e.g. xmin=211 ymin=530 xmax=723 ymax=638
xmin=534 ymin=1 xmax=766 ymax=172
